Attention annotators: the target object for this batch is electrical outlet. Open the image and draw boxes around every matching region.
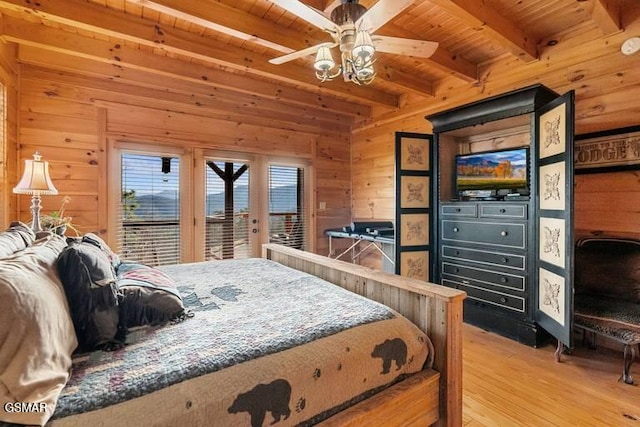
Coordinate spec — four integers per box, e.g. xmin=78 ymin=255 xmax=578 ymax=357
xmin=319 ymin=201 xmax=326 ymax=210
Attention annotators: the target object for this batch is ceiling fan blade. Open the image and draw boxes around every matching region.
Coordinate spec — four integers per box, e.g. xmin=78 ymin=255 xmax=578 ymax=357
xmin=269 ymin=0 xmax=337 ymax=31
xmin=269 ymin=42 xmax=337 ymax=65
xmin=356 ymin=0 xmax=414 ymax=32
xmin=373 ymin=36 xmax=439 ymax=58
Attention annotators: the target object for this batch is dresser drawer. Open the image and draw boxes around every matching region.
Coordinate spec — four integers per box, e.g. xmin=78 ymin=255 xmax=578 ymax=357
xmin=442 ymin=262 xmax=525 ymax=291
xmin=442 ymin=245 xmax=526 ymax=271
xmin=441 ymin=220 xmax=526 ymax=249
xmin=441 ymin=204 xmax=477 ymax=217
xmin=443 ymin=278 xmax=525 ymax=313
xmin=479 ymin=204 xmax=527 ymax=219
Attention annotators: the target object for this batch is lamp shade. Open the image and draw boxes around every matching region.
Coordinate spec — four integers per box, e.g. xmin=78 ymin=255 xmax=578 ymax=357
xmin=13 ymin=152 xmax=58 ymax=195
xmin=314 ymin=46 xmax=336 ymax=71
xmin=352 ymin=30 xmax=375 ymax=60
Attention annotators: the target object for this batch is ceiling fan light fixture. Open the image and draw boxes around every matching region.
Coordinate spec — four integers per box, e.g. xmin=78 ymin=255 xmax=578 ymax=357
xmin=352 ymin=30 xmax=375 ymax=60
xmin=270 ymin=0 xmax=436 ymax=87
xmin=314 ymin=45 xmax=336 ymax=71
xmin=347 ymin=56 xmax=376 ymax=85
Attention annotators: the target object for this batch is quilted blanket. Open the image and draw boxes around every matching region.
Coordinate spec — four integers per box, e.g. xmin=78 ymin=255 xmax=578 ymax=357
xmin=50 ymin=258 xmax=432 ymax=426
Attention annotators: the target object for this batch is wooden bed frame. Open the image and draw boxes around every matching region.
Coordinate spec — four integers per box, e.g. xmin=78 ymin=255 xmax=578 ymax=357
xmin=263 ymin=244 xmax=466 ymax=427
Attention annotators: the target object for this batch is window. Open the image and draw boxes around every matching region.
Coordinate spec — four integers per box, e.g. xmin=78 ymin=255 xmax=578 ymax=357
xmin=118 ymin=153 xmax=181 ymax=266
xmin=268 ymin=165 xmax=305 ymax=250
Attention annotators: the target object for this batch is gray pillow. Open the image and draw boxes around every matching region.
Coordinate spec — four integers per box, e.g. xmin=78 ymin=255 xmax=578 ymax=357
xmin=0 ymin=221 xmax=36 ymax=258
xmin=57 ymin=238 xmax=121 ymax=352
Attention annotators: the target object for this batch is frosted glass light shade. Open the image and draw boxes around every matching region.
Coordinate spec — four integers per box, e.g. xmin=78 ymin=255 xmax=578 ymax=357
xmin=13 ymin=152 xmax=58 ymax=195
xmin=352 ymin=30 xmax=375 ymax=60
xmin=314 ymin=46 xmax=335 ymax=71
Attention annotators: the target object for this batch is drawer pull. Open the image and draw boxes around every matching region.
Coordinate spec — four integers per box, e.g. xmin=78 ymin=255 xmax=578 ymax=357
xmin=499 ymin=208 xmax=506 ymax=213
xmin=454 ymin=268 xmax=460 ymax=273
xmin=454 ymin=250 xmax=460 ymax=256
xmin=500 ymin=277 xmax=508 ymax=283
xmin=461 ymin=280 xmax=469 ymax=285
xmin=453 ymin=227 xmax=459 ymax=232
xmin=455 ymin=208 xmax=461 ymax=213
xmin=501 ymin=257 xmax=508 ymax=263
xmin=500 ymin=230 xmax=508 ymax=237
xmin=500 ymin=297 xmax=507 ymax=303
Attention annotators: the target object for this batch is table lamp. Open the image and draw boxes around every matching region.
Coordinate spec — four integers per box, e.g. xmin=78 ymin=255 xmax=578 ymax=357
xmin=13 ymin=152 xmax=58 ymax=232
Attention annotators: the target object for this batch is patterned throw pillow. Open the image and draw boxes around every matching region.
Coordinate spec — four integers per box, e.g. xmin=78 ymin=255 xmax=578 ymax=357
xmin=117 ymin=263 xmax=185 ymax=327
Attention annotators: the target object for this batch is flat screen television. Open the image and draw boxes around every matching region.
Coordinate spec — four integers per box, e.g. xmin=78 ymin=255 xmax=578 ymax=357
xmin=455 ymin=147 xmax=529 ymax=195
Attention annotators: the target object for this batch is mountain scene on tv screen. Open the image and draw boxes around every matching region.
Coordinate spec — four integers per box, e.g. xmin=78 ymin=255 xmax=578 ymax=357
xmin=129 ymin=185 xmax=299 ymax=220
xmin=457 ymin=150 xmax=527 ymax=191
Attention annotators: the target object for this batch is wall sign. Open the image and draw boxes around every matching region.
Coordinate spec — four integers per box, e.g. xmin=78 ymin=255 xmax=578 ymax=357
xmin=575 ymin=126 xmax=640 ymax=173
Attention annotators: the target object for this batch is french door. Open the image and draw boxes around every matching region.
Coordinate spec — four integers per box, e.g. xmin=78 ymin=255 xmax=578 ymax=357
xmin=200 ymin=156 xmax=257 ymax=260
xmin=108 ymin=142 xmax=192 ymax=266
xmin=110 ymin=142 xmax=311 ymax=263
xmin=195 ymin=151 xmax=312 ymax=261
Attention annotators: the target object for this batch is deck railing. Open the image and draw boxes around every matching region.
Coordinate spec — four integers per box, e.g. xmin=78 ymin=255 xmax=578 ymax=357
xmin=120 ymin=212 xmax=302 ymax=264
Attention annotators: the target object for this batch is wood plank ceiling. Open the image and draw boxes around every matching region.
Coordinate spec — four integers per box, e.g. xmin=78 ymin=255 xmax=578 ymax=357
xmin=0 ymin=0 xmax=639 ymax=133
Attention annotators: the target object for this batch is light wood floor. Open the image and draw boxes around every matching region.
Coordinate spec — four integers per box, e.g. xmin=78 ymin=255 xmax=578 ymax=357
xmin=462 ymin=324 xmax=640 ymax=426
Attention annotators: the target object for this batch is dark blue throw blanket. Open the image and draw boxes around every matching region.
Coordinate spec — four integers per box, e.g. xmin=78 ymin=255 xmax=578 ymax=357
xmin=52 ymin=258 xmax=396 ymax=419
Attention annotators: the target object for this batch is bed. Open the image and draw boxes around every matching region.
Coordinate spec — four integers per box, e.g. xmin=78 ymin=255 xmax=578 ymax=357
xmin=0 ymin=231 xmax=464 ymax=426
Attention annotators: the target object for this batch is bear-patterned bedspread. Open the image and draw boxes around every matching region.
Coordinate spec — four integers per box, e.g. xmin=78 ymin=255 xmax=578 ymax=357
xmin=51 ymin=258 xmax=432 ymax=426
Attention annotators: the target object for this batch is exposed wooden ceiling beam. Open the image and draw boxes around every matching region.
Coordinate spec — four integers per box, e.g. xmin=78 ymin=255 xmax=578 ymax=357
xmin=429 ymin=0 xmax=538 ymax=63
xmin=18 ymin=45 xmax=373 ymax=127
xmin=129 ymin=0 xmax=302 ymax=54
xmin=380 ymin=65 xmax=434 ymax=97
xmin=0 ymin=0 xmax=398 ymax=107
xmin=1 ymin=16 xmax=377 ymax=121
xmin=127 ymin=0 xmax=436 ymax=97
xmin=591 ymin=0 xmax=622 ymax=35
xmin=381 ymin=23 xmax=477 ymax=82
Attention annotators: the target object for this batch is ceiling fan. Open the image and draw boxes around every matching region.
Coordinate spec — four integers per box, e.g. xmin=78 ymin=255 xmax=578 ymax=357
xmin=268 ymin=0 xmax=439 ymax=85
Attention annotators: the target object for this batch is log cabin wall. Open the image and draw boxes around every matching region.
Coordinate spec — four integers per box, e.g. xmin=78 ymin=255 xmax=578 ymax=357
xmin=14 ymin=61 xmax=351 ymax=256
xmin=352 ymin=114 xmax=640 ymax=269
xmin=351 ymin=14 xmax=640 ymax=269
xmin=0 ymin=39 xmax=18 ymax=227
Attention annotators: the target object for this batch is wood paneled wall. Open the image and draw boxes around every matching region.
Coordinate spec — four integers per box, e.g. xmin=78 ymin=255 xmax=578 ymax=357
xmin=351 ymin=13 xmax=640 ymax=263
xmin=352 ymin=104 xmax=640 ymax=251
xmin=575 ymin=170 xmax=640 ymax=240
xmin=352 ymin=95 xmax=640 ymax=269
xmin=14 ymin=64 xmax=351 ymax=255
xmin=0 ymin=40 xmax=18 ymax=227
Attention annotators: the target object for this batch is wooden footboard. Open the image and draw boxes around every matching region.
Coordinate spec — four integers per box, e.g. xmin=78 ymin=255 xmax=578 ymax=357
xmin=262 ymin=244 xmax=466 ymax=427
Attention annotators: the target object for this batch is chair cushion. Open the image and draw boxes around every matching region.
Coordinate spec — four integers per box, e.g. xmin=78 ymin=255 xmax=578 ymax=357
xmin=574 ymin=294 xmax=640 ymax=339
